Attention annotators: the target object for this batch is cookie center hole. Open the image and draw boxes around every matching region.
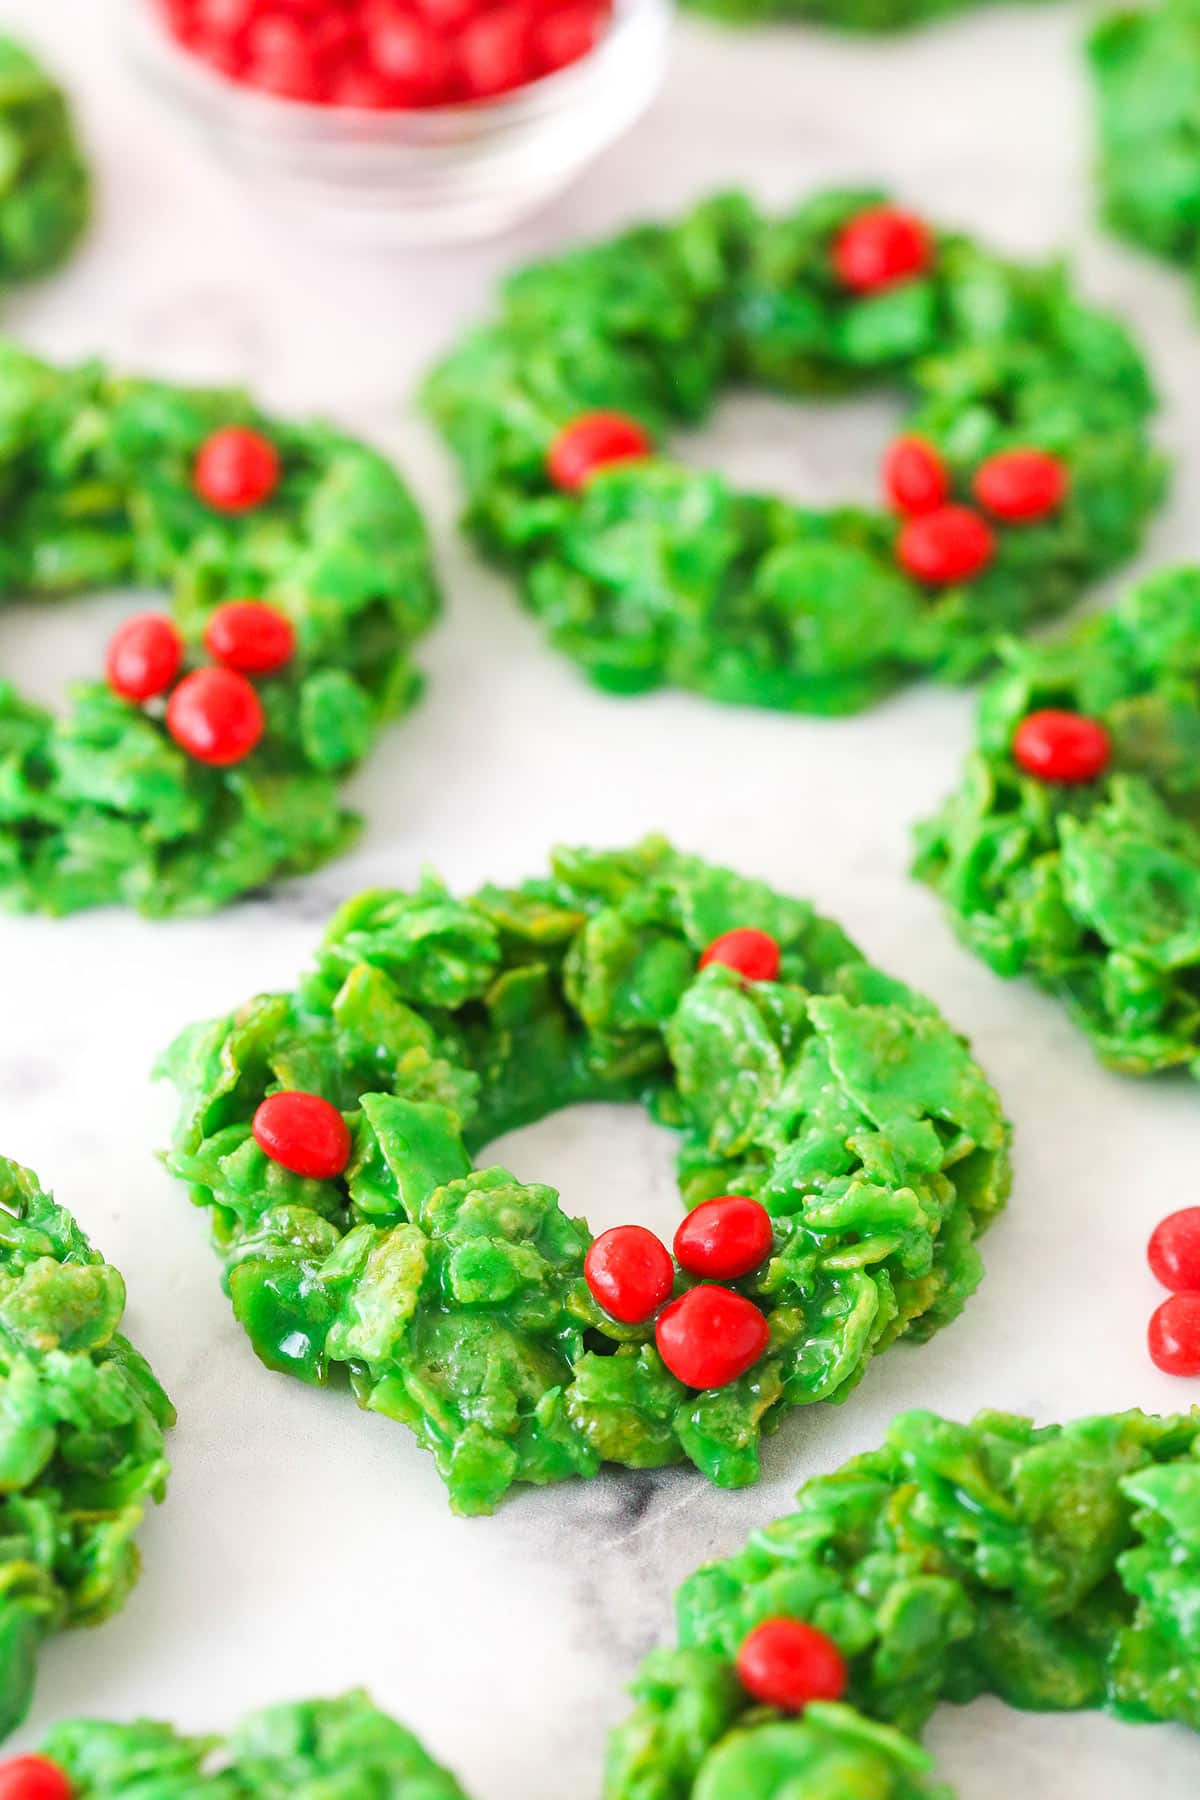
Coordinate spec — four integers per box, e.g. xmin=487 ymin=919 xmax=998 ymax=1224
xmin=480 ymin=1102 xmax=684 ymax=1243
xmin=673 ymin=387 xmax=909 ymax=511
xmin=2 ymin=585 xmax=146 ymax=709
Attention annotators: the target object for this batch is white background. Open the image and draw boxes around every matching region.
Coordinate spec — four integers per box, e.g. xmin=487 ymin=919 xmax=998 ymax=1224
xmin=2 ymin=0 xmax=1198 ymax=1792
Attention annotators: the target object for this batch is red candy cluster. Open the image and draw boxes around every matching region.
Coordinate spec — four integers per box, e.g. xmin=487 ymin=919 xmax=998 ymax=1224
xmin=585 ymin=1195 xmax=775 ymax=1389
xmin=160 ymin=0 xmax=613 ymax=108
xmin=1147 ymin=1207 xmax=1200 ymax=1377
xmin=826 ymin=208 xmax=1069 ymax=591
xmin=105 ymin=429 xmax=296 ymax=768
xmin=883 ymin=431 xmax=1069 ymax=588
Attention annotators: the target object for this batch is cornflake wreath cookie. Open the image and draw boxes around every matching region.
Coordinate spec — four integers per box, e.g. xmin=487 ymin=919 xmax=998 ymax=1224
xmin=1090 ymin=0 xmax=1200 ymax=291
xmin=0 ymin=37 xmax=88 ymax=285
xmin=159 ymin=837 xmax=1010 ymax=1516
xmin=425 ymin=189 xmax=1163 ymax=716
xmin=0 ymin=1157 xmax=174 ymax=1742
xmin=681 ymin=0 xmax=1049 ymax=29
xmin=914 ymin=566 xmax=1200 ymax=1081
xmin=0 ymin=1692 xmax=467 ymax=1800
xmin=605 ymin=1406 xmax=1200 ymax=1799
xmin=0 ymin=343 xmax=438 ymax=916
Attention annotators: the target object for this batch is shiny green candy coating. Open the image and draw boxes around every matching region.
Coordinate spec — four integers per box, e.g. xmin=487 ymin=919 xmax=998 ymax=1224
xmin=1090 ymin=0 xmax=1200 ymax=286
xmin=0 ymin=343 xmax=437 ymax=916
xmin=159 ymin=838 xmax=1010 ymax=1514
xmin=0 ymin=37 xmax=87 ymax=285
xmin=425 ymin=189 xmax=1162 ymax=715
xmin=0 ymin=1157 xmax=174 ymax=1742
xmin=606 ymin=1407 xmax=1200 ymax=1799
xmin=38 ymin=1691 xmax=468 ymax=1798
xmin=914 ymin=566 xmax=1200 ymax=1078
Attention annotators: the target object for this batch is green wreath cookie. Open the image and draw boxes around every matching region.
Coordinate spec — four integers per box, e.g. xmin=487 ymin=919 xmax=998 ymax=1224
xmin=679 ymin=0 xmax=1048 ymax=29
xmin=158 ymin=837 xmax=1010 ymax=1516
xmin=11 ymin=1691 xmax=467 ymax=1799
xmin=0 ymin=1157 xmax=174 ymax=1742
xmin=425 ymin=189 xmax=1163 ymax=716
xmin=0 ymin=37 xmax=88 ymax=285
xmin=605 ymin=1405 xmax=1200 ymax=1798
xmin=1089 ymin=0 xmax=1200 ymax=291
xmin=0 ymin=342 xmax=438 ymax=917
xmin=913 ymin=566 xmax=1200 ymax=1080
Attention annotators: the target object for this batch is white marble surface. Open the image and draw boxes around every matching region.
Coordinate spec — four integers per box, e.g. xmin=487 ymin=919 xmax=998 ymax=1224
xmin=1 ymin=0 xmax=1199 ymax=1791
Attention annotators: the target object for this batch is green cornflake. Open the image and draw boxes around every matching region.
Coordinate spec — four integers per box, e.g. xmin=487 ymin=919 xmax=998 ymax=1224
xmin=0 ymin=1156 xmax=174 ymax=1742
xmin=913 ymin=566 xmax=1200 ymax=1080
xmin=605 ymin=1407 xmax=1200 ymax=1800
xmin=38 ymin=1691 xmax=468 ymax=1798
xmin=424 ymin=189 xmax=1163 ymax=716
xmin=158 ymin=838 xmax=1010 ymax=1516
xmin=1089 ymin=0 xmax=1200 ymax=290
xmin=0 ymin=37 xmax=88 ymax=285
xmin=0 ymin=342 xmax=438 ymax=917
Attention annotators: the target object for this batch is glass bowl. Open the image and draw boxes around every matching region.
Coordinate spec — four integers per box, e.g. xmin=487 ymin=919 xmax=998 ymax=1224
xmin=123 ymin=0 xmax=673 ymax=246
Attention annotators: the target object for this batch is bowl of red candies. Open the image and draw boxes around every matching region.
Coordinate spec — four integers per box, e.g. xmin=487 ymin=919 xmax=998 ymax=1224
xmin=127 ymin=0 xmax=671 ymax=242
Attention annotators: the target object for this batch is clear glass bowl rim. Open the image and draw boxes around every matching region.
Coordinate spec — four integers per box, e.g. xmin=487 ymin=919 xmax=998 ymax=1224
xmin=124 ymin=0 xmax=672 ymax=148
